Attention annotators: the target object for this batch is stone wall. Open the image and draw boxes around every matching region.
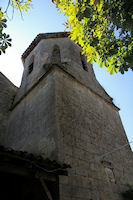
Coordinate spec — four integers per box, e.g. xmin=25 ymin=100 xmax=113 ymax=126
xmin=0 ymin=73 xmax=17 ymax=143
xmin=54 ymin=68 xmax=133 ymax=200
xmin=14 ymin=37 xmax=112 ymax=108
xmin=4 ymin=69 xmax=59 ymax=160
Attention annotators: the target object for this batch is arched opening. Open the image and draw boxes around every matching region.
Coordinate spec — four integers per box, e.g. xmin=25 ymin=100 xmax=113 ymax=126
xmin=51 ymin=45 xmax=61 ymax=64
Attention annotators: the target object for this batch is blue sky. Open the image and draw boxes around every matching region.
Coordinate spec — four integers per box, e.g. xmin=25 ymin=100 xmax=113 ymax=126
xmin=0 ymin=0 xmax=133 ymax=150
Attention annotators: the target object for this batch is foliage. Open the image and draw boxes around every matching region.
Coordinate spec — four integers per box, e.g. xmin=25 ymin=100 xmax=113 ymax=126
xmin=0 ymin=0 xmax=32 ymax=55
xmin=0 ymin=14 xmax=11 ymax=55
xmin=54 ymin=0 xmax=133 ymax=74
xmin=122 ymin=185 xmax=133 ymax=200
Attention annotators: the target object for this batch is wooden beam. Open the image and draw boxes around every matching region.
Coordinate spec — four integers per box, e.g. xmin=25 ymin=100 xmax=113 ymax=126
xmin=40 ymin=178 xmax=53 ymax=200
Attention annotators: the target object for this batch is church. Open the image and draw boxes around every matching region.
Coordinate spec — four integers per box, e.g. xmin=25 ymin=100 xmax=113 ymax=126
xmin=0 ymin=32 xmax=133 ymax=199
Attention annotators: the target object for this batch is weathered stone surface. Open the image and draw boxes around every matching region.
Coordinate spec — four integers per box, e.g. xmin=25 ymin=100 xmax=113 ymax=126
xmin=54 ymin=67 xmax=133 ymax=199
xmin=0 ymin=73 xmax=17 ymax=143
xmin=13 ymin=35 xmax=113 ymax=108
xmin=0 ymin=33 xmax=133 ymax=200
xmin=3 ymin=70 xmax=58 ymax=160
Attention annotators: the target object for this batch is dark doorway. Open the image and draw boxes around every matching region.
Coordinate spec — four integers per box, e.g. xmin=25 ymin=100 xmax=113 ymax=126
xmin=0 ymin=172 xmax=51 ymax=200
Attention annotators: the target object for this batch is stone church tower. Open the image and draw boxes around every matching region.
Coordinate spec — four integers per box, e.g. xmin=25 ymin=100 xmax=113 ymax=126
xmin=0 ymin=32 xmax=133 ymax=199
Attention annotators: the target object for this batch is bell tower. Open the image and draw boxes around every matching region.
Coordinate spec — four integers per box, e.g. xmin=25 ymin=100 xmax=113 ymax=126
xmin=2 ymin=32 xmax=133 ymax=200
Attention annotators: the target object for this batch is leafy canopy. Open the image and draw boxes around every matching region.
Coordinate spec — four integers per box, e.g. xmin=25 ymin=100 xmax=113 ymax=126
xmin=54 ymin=0 xmax=133 ymax=74
xmin=0 ymin=0 xmax=32 ymax=55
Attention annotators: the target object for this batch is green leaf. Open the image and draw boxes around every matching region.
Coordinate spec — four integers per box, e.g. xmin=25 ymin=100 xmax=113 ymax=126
xmin=56 ymin=0 xmax=133 ymax=74
xmin=110 ymin=67 xmax=115 ymax=75
xmin=100 ymin=62 xmax=104 ymax=68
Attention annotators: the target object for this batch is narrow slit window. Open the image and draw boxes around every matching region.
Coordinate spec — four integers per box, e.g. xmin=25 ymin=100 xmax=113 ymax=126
xmin=52 ymin=44 xmax=61 ymax=63
xmin=27 ymin=55 xmax=34 ymax=75
xmin=80 ymin=53 xmax=88 ymax=71
xmin=28 ymin=63 xmax=33 ymax=74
